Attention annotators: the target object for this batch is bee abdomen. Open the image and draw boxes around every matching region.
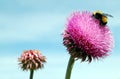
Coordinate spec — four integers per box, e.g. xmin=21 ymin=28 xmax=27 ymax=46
xmin=100 ymin=21 xmax=107 ymax=26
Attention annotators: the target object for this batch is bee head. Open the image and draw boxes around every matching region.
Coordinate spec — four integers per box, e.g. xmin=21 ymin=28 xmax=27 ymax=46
xmin=93 ymin=11 xmax=103 ymax=15
xmin=93 ymin=11 xmax=103 ymax=20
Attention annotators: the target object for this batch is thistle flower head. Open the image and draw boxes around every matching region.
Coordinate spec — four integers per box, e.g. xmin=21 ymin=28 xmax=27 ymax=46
xmin=18 ymin=50 xmax=46 ymax=70
xmin=63 ymin=11 xmax=113 ymax=62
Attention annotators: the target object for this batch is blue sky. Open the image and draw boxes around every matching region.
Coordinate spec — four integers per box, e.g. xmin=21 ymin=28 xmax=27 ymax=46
xmin=0 ymin=0 xmax=120 ymax=79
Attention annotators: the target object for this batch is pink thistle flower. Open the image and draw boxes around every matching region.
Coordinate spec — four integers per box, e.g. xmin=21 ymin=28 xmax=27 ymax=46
xmin=18 ymin=50 xmax=46 ymax=70
xmin=63 ymin=11 xmax=113 ymax=62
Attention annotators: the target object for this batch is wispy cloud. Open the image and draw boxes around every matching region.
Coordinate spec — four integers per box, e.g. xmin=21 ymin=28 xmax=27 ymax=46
xmin=0 ymin=53 xmax=120 ymax=79
xmin=0 ymin=0 xmax=120 ymax=14
xmin=0 ymin=13 xmax=66 ymax=43
xmin=0 ymin=0 xmax=120 ymax=79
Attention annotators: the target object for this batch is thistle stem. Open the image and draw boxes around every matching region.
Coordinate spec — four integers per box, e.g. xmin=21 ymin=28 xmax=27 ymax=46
xmin=65 ymin=56 xmax=75 ymax=79
xmin=30 ymin=69 xmax=34 ymax=79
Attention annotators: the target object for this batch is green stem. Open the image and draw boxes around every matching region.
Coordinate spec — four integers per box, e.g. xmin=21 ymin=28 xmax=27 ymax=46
xmin=65 ymin=56 xmax=75 ymax=79
xmin=30 ymin=69 xmax=34 ymax=79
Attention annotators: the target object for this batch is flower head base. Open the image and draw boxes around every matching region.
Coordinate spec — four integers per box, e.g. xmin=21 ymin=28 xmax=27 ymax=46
xmin=63 ymin=11 xmax=113 ymax=62
xmin=18 ymin=50 xmax=46 ymax=70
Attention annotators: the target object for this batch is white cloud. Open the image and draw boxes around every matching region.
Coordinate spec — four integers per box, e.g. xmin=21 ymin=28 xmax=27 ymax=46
xmin=0 ymin=13 xmax=66 ymax=42
xmin=0 ymin=52 xmax=120 ymax=79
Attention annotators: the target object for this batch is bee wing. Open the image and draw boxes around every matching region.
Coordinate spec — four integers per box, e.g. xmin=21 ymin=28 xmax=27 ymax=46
xmin=103 ymin=13 xmax=113 ymax=17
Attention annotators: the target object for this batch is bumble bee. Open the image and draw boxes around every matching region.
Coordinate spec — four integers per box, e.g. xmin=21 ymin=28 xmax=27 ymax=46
xmin=92 ymin=11 xmax=113 ymax=26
